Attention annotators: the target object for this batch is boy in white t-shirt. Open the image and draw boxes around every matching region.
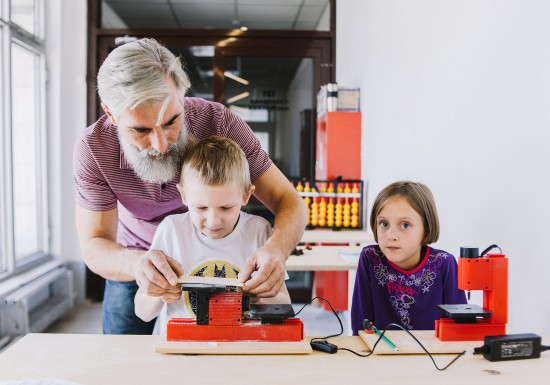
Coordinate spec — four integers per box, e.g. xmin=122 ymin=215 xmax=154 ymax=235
xmin=134 ymin=136 xmax=291 ymax=335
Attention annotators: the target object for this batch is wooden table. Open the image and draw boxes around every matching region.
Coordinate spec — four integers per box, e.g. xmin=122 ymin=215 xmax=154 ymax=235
xmin=286 ymin=245 xmax=362 ymax=319
xmin=286 ymin=246 xmax=362 ymax=271
xmin=0 ymin=333 xmax=547 ymax=385
xmin=297 ymin=230 xmax=374 ymax=312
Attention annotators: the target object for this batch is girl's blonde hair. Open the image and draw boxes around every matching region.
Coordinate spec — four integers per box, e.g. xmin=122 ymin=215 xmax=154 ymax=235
xmin=178 ymin=136 xmax=251 ymax=197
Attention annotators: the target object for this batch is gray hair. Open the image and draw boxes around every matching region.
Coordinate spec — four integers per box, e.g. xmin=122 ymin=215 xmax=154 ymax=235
xmin=97 ymin=38 xmax=191 ymax=121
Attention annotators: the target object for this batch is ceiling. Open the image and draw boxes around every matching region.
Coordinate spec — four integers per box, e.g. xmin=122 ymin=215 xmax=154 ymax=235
xmin=100 ymin=1 xmax=326 ymax=102
xmin=102 ymin=0 xmax=331 ymax=31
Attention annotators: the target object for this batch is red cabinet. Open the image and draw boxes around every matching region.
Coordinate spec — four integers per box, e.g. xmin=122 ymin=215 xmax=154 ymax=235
xmin=316 ymin=112 xmax=362 ymax=180
xmin=314 ymin=111 xmax=362 ymax=312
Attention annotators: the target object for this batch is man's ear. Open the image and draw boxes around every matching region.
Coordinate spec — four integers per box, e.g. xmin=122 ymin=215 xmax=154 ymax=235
xmin=101 ymin=103 xmax=117 ymax=125
xmin=242 ymin=185 xmax=256 ymax=205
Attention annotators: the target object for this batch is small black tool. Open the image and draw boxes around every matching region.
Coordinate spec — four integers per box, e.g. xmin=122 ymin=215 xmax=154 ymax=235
xmin=310 ymin=340 xmax=338 ymax=354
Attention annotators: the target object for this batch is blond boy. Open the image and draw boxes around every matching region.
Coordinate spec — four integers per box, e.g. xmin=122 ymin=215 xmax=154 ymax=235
xmin=135 ymin=136 xmax=290 ymax=334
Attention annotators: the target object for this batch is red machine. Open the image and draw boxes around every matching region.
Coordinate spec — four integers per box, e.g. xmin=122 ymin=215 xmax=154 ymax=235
xmin=435 ymin=245 xmax=508 ymax=341
xmin=166 ymin=281 xmax=304 ymax=342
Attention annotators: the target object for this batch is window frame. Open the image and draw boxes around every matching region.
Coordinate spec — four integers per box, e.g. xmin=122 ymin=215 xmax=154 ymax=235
xmin=0 ymin=0 xmax=49 ymax=282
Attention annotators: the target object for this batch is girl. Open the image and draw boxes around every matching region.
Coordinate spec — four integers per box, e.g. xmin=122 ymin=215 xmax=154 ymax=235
xmin=351 ymin=181 xmax=466 ymax=334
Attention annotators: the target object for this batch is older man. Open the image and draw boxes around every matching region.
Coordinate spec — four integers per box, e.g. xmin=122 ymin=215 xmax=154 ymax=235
xmin=74 ymin=38 xmax=307 ymax=334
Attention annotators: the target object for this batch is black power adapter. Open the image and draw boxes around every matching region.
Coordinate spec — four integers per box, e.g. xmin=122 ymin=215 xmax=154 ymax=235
xmin=477 ymin=333 xmax=542 ymax=361
xmin=310 ymin=340 xmax=338 ymax=354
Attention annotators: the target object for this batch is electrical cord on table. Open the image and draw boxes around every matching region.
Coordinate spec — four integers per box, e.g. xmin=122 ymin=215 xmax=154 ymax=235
xmin=377 ymin=323 xmax=467 ymax=370
xmin=295 ymin=297 xmax=468 ymax=369
xmin=294 ymin=296 xmax=344 ymax=342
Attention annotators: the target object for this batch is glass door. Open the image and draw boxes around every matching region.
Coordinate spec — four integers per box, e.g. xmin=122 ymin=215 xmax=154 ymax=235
xmin=223 ymin=56 xmax=313 ymax=179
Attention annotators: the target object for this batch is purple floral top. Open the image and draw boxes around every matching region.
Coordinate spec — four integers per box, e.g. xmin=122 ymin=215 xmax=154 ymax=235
xmin=351 ymin=245 xmax=467 ymax=334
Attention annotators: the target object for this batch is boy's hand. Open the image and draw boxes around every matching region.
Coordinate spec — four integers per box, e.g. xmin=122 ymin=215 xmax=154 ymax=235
xmin=161 ymin=290 xmax=182 ymax=303
xmin=134 ymin=249 xmax=184 ymax=297
xmin=239 ymin=245 xmax=286 ymax=297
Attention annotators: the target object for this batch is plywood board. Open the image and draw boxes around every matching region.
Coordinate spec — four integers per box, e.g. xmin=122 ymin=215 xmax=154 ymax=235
xmin=155 ymin=340 xmax=312 ymax=355
xmin=358 ymin=330 xmax=481 ymax=354
xmin=178 ymin=275 xmax=243 ymax=287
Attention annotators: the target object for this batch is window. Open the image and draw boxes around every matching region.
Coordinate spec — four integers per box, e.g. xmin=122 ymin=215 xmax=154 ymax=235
xmin=0 ymin=0 xmax=47 ymax=280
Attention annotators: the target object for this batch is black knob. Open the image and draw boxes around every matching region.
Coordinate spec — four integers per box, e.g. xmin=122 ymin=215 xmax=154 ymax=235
xmin=460 ymin=247 xmax=479 ymax=258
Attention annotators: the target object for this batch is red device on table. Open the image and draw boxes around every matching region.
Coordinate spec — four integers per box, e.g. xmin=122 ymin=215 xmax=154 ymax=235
xmin=166 ymin=281 xmax=304 ymax=342
xmin=435 ymin=245 xmax=508 ymax=341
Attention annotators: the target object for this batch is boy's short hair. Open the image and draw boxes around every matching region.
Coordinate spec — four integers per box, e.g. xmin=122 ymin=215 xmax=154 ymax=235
xmin=370 ymin=181 xmax=440 ymax=245
xmin=178 ymin=136 xmax=252 ymax=196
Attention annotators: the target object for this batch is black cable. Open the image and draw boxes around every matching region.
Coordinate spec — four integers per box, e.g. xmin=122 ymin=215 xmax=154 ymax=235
xmin=337 ymin=347 xmax=372 ymax=357
xmin=367 ymin=323 xmax=468 ymax=370
xmin=296 ymin=298 xmax=468 ymax=370
xmin=542 ymin=345 xmax=550 ymax=352
xmin=299 ymin=297 xmax=372 ymax=357
xmin=294 ymin=296 xmax=344 ymax=342
xmin=480 ymin=244 xmax=502 ymax=256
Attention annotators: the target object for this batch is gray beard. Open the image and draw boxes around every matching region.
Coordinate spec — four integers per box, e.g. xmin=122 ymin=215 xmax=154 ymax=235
xmin=119 ymin=131 xmax=186 ymax=184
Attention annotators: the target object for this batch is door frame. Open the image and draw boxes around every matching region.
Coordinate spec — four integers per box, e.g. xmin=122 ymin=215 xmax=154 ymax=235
xmin=87 ymin=0 xmax=336 ymax=125
xmin=85 ymin=0 xmax=336 ymax=302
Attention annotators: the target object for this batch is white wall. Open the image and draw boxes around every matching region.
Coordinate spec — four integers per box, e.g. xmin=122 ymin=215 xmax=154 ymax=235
xmin=46 ymin=0 xmax=88 ymax=302
xmin=337 ymin=0 xmax=550 ymax=334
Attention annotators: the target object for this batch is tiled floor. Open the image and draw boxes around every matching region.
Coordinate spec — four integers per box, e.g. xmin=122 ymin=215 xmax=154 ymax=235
xmin=44 ymin=301 xmax=103 ymax=334
xmin=44 ymin=300 xmax=350 ymax=336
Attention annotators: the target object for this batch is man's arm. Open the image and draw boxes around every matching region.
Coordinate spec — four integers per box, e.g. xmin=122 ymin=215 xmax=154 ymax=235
xmin=75 ymin=205 xmax=183 ymax=293
xmin=238 ymin=164 xmax=307 ymax=297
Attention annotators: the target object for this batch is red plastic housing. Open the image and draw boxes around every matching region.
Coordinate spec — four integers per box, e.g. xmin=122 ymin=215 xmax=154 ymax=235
xmin=435 ymin=253 xmax=508 ymax=341
xmin=166 ymin=289 xmax=304 ymax=342
xmin=207 ymin=291 xmax=242 ymax=325
xmin=166 ymin=318 xmax=304 ymax=342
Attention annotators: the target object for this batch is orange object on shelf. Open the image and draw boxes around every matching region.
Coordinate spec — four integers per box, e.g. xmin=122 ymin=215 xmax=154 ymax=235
xmin=315 ymin=112 xmax=361 ymax=180
xmin=314 ymin=111 xmax=361 ymax=312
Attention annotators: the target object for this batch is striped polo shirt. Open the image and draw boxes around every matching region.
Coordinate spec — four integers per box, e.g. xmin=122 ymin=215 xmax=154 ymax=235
xmin=73 ymin=97 xmax=272 ymax=250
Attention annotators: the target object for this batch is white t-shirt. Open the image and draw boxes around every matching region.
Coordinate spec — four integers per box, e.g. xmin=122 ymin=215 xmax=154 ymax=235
xmin=150 ymin=211 xmax=273 ymax=335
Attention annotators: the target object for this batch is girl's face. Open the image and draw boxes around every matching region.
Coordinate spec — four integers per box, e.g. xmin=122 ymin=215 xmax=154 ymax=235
xmin=376 ymin=196 xmax=425 ymax=270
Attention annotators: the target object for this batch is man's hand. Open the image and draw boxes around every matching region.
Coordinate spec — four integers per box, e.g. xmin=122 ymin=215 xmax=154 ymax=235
xmin=239 ymin=245 xmax=286 ymax=297
xmin=134 ymin=249 xmax=184 ymax=301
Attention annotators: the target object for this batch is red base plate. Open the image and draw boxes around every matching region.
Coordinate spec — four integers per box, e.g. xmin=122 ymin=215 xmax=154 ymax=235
xmin=167 ymin=318 xmax=304 ymax=342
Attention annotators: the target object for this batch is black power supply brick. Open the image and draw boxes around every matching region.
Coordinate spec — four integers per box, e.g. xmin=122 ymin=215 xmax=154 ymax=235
xmin=310 ymin=340 xmax=338 ymax=354
xmin=478 ymin=333 xmax=542 ymax=361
